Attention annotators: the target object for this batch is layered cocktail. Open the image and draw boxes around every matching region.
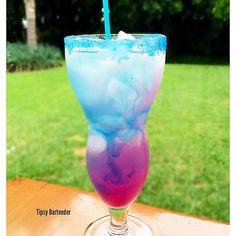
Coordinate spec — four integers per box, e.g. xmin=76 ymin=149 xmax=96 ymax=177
xmin=65 ymin=34 xmax=166 ymax=235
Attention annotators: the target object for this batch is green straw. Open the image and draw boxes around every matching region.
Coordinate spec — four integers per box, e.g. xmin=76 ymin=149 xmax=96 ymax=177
xmin=102 ymin=0 xmax=111 ymax=39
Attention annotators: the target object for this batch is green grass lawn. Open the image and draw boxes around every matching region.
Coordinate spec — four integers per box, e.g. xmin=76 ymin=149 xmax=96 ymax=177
xmin=7 ymin=63 xmax=229 ymax=222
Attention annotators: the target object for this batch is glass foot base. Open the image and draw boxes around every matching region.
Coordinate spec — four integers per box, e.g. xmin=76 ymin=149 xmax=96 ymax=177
xmin=84 ymin=215 xmax=154 ymax=236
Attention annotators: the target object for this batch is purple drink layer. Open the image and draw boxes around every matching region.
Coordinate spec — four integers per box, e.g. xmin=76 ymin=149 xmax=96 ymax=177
xmin=87 ymin=128 xmax=149 ymax=207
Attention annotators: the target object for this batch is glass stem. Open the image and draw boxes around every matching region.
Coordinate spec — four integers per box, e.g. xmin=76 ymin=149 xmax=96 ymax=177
xmin=108 ymin=206 xmax=129 ymax=236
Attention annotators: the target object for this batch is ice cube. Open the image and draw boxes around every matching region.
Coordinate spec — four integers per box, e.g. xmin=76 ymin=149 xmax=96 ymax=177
xmin=106 ymin=79 xmax=138 ymax=114
xmin=94 ymin=115 xmax=127 ymax=134
xmin=117 ymin=129 xmax=137 ymax=142
xmin=88 ymin=132 xmax=107 ymax=155
xmin=118 ymin=31 xmax=135 ymax=40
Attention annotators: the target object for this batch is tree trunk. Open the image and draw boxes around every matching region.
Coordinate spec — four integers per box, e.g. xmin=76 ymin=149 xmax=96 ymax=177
xmin=24 ymin=0 xmax=37 ymax=48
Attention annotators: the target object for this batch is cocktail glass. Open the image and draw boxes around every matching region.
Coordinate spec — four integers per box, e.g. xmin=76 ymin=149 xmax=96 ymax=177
xmin=64 ymin=34 xmax=166 ymax=236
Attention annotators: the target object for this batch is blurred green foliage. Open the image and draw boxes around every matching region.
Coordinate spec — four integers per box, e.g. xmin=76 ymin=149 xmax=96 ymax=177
xmin=7 ymin=0 xmax=229 ymax=59
xmin=7 ymin=43 xmax=63 ymax=72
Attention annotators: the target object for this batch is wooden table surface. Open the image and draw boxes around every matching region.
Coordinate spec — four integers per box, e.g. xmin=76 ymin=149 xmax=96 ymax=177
xmin=7 ymin=178 xmax=229 ymax=236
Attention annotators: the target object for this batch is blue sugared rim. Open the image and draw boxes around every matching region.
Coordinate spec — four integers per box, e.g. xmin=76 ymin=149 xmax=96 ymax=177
xmin=64 ymin=34 xmax=167 ymax=54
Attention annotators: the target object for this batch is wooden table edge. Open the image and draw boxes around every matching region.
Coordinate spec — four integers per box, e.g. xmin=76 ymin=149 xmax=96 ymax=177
xmin=7 ymin=177 xmax=229 ymax=226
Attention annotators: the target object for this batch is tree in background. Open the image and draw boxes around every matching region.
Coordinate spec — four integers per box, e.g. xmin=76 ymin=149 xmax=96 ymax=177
xmin=24 ymin=0 xmax=37 ymax=48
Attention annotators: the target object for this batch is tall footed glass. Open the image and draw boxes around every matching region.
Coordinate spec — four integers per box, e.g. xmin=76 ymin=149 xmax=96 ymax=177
xmin=65 ymin=34 xmax=166 ymax=236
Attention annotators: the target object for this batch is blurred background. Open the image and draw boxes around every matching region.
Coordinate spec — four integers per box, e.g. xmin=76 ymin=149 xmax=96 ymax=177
xmin=7 ymin=0 xmax=229 ymax=61
xmin=7 ymin=0 xmax=229 ymax=223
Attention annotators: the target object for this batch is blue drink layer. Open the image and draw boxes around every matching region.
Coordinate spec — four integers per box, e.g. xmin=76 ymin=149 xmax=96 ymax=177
xmin=65 ymin=34 xmax=166 ymax=207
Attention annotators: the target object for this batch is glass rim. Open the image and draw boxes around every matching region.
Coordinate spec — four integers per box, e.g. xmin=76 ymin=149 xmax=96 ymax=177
xmin=64 ymin=33 xmax=167 ymax=54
